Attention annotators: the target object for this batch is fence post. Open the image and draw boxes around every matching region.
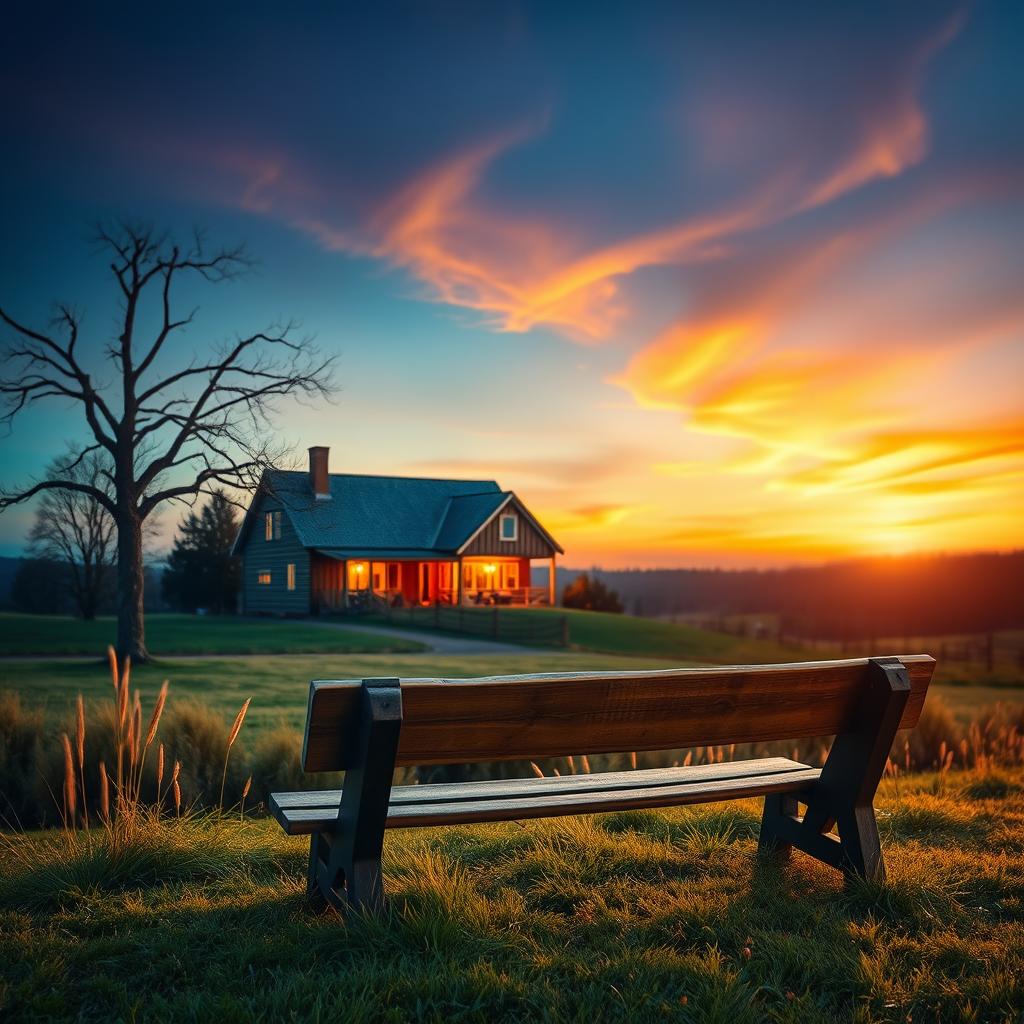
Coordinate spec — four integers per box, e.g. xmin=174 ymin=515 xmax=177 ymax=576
xmin=493 ymin=608 xmax=500 ymax=639
xmin=561 ymin=615 xmax=569 ymax=647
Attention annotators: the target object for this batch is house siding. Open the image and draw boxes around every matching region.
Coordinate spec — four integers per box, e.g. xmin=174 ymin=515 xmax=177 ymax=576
xmin=461 ymin=502 xmax=556 ymax=558
xmin=240 ymin=493 xmax=311 ymax=615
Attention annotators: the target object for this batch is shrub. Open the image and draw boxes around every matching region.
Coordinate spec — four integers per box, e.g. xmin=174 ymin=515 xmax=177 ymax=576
xmin=248 ymin=726 xmax=305 ymax=805
xmin=561 ymin=573 xmax=624 ymax=613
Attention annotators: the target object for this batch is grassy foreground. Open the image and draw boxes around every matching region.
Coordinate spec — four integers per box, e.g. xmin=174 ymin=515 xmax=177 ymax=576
xmin=3 ymin=770 xmax=1023 ymax=1022
xmin=0 ymin=613 xmax=426 ymax=657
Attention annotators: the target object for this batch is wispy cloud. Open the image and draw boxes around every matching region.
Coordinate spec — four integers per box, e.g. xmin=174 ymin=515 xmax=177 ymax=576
xmin=179 ymin=13 xmax=965 ymax=344
xmin=403 ymin=448 xmax=641 ymax=487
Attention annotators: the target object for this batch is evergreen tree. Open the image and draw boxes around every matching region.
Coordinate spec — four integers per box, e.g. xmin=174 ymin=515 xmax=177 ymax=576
xmin=162 ymin=490 xmax=241 ymax=614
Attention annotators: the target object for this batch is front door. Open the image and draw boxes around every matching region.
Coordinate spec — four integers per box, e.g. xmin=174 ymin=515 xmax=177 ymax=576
xmin=419 ymin=563 xmax=431 ymax=603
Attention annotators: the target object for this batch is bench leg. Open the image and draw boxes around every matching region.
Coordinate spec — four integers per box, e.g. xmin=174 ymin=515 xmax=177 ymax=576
xmin=306 ymin=678 xmax=402 ymax=917
xmin=307 ymin=834 xmax=327 ymax=909
xmin=837 ymin=804 xmax=884 ymax=882
xmin=344 ymin=857 xmax=385 ymax=911
xmin=756 ymin=658 xmax=909 ymax=882
xmin=307 ymin=831 xmax=387 ymax=914
xmin=758 ymin=793 xmax=798 ymax=860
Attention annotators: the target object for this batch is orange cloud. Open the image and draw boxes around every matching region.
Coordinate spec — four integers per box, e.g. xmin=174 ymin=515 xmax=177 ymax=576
xmin=797 ymin=12 xmax=965 ymax=210
xmin=362 ymin=129 xmax=793 ymax=340
xmin=188 ymin=12 xmax=964 ymax=345
xmin=545 ymin=503 xmax=640 ymax=533
xmin=609 ymin=161 xmax=1024 ymax=561
xmin=781 ymin=425 xmax=1024 ymax=498
xmin=334 ymin=13 xmax=966 ymax=339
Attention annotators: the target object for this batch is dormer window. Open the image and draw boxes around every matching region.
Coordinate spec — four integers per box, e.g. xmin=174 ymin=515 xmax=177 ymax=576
xmin=499 ymin=512 xmax=518 ymax=542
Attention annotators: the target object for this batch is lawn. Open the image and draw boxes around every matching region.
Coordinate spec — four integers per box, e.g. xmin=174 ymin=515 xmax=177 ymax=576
xmin=371 ymin=606 xmax=798 ymax=662
xmin=0 ymin=612 xmax=426 ymax=657
xmin=2 ymin=768 xmax=1022 ymax=1022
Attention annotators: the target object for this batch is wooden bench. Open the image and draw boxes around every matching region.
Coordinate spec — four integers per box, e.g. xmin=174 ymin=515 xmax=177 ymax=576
xmin=270 ymin=655 xmax=934 ymax=913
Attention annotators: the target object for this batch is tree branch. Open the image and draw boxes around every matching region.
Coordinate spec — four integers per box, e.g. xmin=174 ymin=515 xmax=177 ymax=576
xmin=1 ymin=477 xmax=116 ymax=515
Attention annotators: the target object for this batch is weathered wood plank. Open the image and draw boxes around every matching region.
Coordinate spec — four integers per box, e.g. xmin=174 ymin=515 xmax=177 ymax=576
xmin=270 ymin=762 xmax=823 ymax=834
xmin=301 ymin=656 xmax=935 ymax=772
xmin=274 ymin=756 xmax=812 ymax=811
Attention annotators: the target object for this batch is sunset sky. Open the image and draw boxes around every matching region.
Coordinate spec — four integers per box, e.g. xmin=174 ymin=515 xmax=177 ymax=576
xmin=1 ymin=2 xmax=1022 ymax=567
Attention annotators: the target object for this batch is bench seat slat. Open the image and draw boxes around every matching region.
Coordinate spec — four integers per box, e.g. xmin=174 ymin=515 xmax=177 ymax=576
xmin=272 ymin=756 xmax=809 ymax=810
xmin=269 ymin=757 xmax=820 ymax=835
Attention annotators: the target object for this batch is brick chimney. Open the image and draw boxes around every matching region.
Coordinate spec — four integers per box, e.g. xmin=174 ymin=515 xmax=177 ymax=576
xmin=309 ymin=446 xmax=331 ymax=500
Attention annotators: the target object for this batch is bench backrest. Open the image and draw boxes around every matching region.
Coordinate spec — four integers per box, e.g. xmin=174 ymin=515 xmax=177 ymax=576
xmin=300 ymin=655 xmax=935 ymax=771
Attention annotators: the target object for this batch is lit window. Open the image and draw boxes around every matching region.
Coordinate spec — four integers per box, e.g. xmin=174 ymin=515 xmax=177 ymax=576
xmin=264 ymin=512 xmax=273 ymax=541
xmin=273 ymin=510 xmax=282 ymax=540
xmin=286 ymin=563 xmax=296 ymax=591
xmin=257 ymin=571 xmax=272 ymax=585
xmin=347 ymin=561 xmax=368 ymax=590
xmin=499 ymin=513 xmax=518 ymax=542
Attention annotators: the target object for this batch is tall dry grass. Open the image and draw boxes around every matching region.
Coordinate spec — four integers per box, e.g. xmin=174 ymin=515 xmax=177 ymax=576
xmin=2 ymin=660 xmax=1023 ymax=831
xmin=3 ymin=647 xmax=255 ymax=834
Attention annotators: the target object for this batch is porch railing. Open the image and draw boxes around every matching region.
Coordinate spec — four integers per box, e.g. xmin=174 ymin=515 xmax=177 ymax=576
xmin=438 ymin=586 xmax=550 ymax=607
xmin=315 ymin=585 xmax=551 ymax=612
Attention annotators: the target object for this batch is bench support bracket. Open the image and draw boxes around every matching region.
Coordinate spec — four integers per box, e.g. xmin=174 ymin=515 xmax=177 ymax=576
xmin=308 ymin=678 xmax=402 ymax=914
xmin=758 ymin=657 xmax=910 ymax=881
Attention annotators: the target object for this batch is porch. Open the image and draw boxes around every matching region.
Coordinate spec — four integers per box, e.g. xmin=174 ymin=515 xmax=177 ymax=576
xmin=311 ymin=554 xmax=556 ymax=613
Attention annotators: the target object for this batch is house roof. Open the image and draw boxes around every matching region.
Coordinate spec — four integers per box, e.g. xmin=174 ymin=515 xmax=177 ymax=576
xmin=233 ymin=470 xmax=563 ymax=556
xmin=433 ymin=491 xmax=510 ymax=550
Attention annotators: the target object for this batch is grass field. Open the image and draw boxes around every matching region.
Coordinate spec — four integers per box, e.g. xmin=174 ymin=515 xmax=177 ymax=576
xmin=4 ymin=610 xmax=1023 ymax=692
xmin=372 ymin=606 xmax=805 ymax=661
xmin=5 ymin=651 xmax=1022 ymax=742
xmin=2 ymin=768 xmax=1022 ymax=1022
xmin=0 ymin=613 xmax=426 ymax=657
xmin=370 ymin=608 xmax=1024 ymax=688
xmin=1 ymin=651 xmax=674 ymax=737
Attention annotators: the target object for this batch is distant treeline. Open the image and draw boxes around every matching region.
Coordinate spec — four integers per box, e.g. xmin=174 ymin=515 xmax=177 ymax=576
xmin=0 ymin=556 xmax=168 ymax=616
xmin=544 ymin=552 xmax=1024 ymax=640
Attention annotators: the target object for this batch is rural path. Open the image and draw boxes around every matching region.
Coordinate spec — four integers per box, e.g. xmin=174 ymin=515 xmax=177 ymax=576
xmin=285 ymin=616 xmax=545 ymax=655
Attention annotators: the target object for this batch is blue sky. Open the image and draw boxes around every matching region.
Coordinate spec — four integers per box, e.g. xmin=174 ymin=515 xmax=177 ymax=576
xmin=1 ymin=2 xmax=1022 ymax=566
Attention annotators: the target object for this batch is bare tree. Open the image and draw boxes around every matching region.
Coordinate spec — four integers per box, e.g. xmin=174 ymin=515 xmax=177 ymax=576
xmin=0 ymin=223 xmax=336 ymax=659
xmin=27 ymin=452 xmax=116 ymax=620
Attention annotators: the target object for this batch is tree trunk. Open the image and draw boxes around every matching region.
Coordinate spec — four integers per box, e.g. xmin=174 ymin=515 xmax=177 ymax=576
xmin=116 ymin=510 xmax=148 ymax=661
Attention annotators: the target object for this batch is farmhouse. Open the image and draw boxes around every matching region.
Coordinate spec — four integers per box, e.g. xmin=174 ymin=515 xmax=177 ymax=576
xmin=232 ymin=447 xmax=563 ymax=615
